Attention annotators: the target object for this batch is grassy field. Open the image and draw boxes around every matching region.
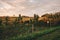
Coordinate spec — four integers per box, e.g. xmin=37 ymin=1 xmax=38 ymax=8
xmin=8 ymin=26 xmax=60 ymax=40
xmin=36 ymin=29 xmax=60 ymax=40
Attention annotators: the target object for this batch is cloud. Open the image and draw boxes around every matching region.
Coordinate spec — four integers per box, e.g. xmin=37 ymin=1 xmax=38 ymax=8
xmin=0 ymin=0 xmax=60 ymax=16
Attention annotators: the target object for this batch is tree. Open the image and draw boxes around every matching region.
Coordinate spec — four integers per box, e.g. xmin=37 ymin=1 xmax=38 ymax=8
xmin=33 ymin=14 xmax=39 ymax=26
xmin=29 ymin=18 xmax=35 ymax=33
xmin=34 ymin=14 xmax=39 ymax=21
xmin=5 ymin=16 xmax=9 ymax=25
xmin=17 ymin=14 xmax=22 ymax=24
xmin=18 ymin=14 xmax=22 ymax=21
xmin=54 ymin=12 xmax=60 ymax=26
xmin=0 ymin=18 xmax=2 ymax=26
xmin=13 ymin=18 xmax=18 ymax=27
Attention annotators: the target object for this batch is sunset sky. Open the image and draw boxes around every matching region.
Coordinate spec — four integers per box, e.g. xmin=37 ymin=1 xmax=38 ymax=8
xmin=0 ymin=0 xmax=60 ymax=16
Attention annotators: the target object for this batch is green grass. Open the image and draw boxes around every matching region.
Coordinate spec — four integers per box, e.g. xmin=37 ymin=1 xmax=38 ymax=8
xmin=36 ymin=29 xmax=60 ymax=40
xmin=8 ymin=26 xmax=60 ymax=40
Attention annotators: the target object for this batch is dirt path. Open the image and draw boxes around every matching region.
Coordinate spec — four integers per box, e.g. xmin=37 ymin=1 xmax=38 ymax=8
xmin=35 ymin=29 xmax=60 ymax=40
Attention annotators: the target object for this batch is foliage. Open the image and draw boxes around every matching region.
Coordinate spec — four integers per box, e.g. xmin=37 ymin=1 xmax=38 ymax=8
xmin=8 ymin=26 xmax=60 ymax=40
xmin=0 ymin=12 xmax=60 ymax=40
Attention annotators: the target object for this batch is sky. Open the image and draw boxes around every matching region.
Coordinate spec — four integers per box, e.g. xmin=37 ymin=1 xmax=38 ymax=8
xmin=0 ymin=0 xmax=60 ymax=16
